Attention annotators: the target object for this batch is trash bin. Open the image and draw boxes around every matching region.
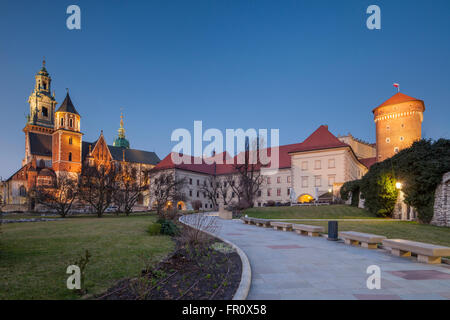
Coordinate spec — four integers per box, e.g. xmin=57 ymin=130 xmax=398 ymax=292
xmin=327 ymin=221 xmax=338 ymax=241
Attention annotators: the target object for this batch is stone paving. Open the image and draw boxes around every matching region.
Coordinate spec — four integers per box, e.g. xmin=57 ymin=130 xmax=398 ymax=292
xmin=184 ymin=215 xmax=450 ymax=300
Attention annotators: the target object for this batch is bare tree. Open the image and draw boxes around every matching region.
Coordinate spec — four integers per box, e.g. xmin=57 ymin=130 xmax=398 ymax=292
xmin=149 ymin=171 xmax=186 ymax=217
xmin=113 ymin=164 xmax=150 ymax=215
xmin=199 ymin=176 xmax=220 ymax=210
xmin=78 ymin=164 xmax=117 ymax=217
xmin=233 ymin=137 xmax=265 ymax=208
xmin=218 ymin=176 xmax=233 ymax=207
xmin=35 ymin=172 xmax=78 ymax=218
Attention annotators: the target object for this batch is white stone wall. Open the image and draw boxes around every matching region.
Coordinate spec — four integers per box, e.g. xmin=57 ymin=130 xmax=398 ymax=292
xmin=431 ymin=172 xmax=450 ymax=227
xmin=290 ymin=148 xmax=365 ymax=201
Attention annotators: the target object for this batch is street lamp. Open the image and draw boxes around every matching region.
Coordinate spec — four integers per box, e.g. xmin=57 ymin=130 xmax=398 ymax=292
xmin=396 ymin=182 xmax=402 ymax=190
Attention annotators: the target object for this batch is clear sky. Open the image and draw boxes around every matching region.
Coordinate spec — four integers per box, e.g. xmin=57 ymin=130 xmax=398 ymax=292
xmin=1 ymin=0 xmax=449 ymax=178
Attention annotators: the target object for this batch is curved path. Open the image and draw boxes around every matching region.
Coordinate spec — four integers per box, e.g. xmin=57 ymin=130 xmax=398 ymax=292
xmin=183 ymin=214 xmax=450 ymax=300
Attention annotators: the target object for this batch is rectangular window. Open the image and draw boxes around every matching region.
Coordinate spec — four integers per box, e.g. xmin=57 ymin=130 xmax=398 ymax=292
xmin=301 ymin=176 xmax=308 ymax=188
xmin=189 ymin=178 xmax=192 ymax=185
xmin=328 ymin=175 xmax=335 ymax=186
xmin=314 ymin=160 xmax=321 ymax=170
xmin=189 ymin=190 xmax=192 ymax=197
xmin=277 ymin=188 xmax=281 ymax=196
xmin=267 ymin=188 xmax=271 ymax=197
xmin=257 ymin=190 xmax=262 ymax=197
xmin=277 ymin=177 xmax=281 ymax=184
xmin=315 ymin=175 xmax=322 ymax=187
xmin=301 ymin=161 xmax=308 ymax=171
xmin=287 ymin=188 xmax=290 ymax=195
xmin=287 ymin=176 xmax=291 ymax=183
xmin=197 ymin=179 xmax=199 ymax=186
xmin=328 ymin=158 xmax=335 ymax=168
xmin=267 ymin=177 xmax=271 ymax=184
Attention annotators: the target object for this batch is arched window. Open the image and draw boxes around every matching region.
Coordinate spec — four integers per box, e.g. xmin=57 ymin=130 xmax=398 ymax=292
xmin=19 ymin=186 xmax=27 ymax=197
xmin=60 ymin=118 xmax=64 ymax=127
xmin=69 ymin=118 xmax=73 ymax=127
xmin=68 ymin=152 xmax=72 ymax=161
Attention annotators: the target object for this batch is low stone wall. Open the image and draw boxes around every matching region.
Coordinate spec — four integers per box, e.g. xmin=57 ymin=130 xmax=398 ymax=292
xmin=431 ymin=172 xmax=450 ymax=227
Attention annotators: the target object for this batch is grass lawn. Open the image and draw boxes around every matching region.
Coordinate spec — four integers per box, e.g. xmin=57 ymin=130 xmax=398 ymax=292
xmin=286 ymin=220 xmax=450 ymax=248
xmin=245 ymin=205 xmax=377 ymax=219
xmin=0 ymin=214 xmax=174 ymax=300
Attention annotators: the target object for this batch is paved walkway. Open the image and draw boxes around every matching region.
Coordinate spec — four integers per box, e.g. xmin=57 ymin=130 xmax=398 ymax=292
xmin=183 ymin=215 xmax=450 ymax=300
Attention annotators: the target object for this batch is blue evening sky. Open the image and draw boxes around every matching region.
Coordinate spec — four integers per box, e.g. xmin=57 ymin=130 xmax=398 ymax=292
xmin=1 ymin=0 xmax=449 ymax=178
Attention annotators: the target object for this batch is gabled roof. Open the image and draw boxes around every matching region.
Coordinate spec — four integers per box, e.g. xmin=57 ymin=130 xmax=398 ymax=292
xmin=82 ymin=140 xmax=160 ymax=165
xmin=29 ymin=132 xmax=52 ymax=157
xmin=153 ymin=125 xmax=360 ymax=175
xmin=373 ymin=92 xmax=422 ymax=112
xmin=288 ymin=125 xmax=349 ymax=154
xmin=56 ymin=93 xmax=80 ymax=115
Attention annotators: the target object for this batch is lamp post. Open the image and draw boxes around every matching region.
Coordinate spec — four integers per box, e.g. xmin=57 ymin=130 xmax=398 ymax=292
xmin=395 ymin=182 xmax=402 ymax=190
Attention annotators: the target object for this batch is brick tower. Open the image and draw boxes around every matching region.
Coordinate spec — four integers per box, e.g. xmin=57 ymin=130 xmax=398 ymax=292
xmin=52 ymin=92 xmax=83 ymax=175
xmin=373 ymin=92 xmax=425 ymax=162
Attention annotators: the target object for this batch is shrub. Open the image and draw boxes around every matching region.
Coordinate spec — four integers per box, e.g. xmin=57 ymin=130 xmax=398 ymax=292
xmin=356 ymin=139 xmax=450 ymax=222
xmin=266 ymin=200 xmax=275 ymax=207
xmin=148 ymin=223 xmax=162 ymax=236
xmin=157 ymin=219 xmax=179 ymax=236
xmin=340 ymin=179 xmax=361 ymax=207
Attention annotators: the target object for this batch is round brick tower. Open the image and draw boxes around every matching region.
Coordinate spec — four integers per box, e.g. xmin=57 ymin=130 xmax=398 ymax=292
xmin=373 ymin=92 xmax=425 ymax=162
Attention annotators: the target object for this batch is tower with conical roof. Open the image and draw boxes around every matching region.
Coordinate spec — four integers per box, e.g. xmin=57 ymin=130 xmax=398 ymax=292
xmin=52 ymin=91 xmax=83 ymax=175
xmin=373 ymin=92 xmax=425 ymax=162
xmin=113 ymin=112 xmax=130 ymax=149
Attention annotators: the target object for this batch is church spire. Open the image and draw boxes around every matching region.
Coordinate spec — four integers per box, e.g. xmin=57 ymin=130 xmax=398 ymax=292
xmin=113 ymin=111 xmax=130 ymax=149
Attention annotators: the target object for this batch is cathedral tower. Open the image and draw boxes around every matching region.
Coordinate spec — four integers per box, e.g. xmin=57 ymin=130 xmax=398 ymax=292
xmin=26 ymin=59 xmax=57 ymax=129
xmin=52 ymin=92 xmax=83 ymax=175
xmin=373 ymin=92 xmax=425 ymax=162
xmin=23 ymin=60 xmax=57 ymax=166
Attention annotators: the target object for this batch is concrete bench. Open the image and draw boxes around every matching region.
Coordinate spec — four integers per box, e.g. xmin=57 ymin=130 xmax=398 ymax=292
xmin=270 ymin=221 xmax=293 ymax=232
xmin=382 ymin=239 xmax=450 ymax=264
xmin=241 ymin=217 xmax=253 ymax=224
xmin=292 ymin=224 xmax=324 ymax=237
xmin=339 ymin=231 xmax=386 ymax=249
xmin=252 ymin=218 xmax=272 ymax=228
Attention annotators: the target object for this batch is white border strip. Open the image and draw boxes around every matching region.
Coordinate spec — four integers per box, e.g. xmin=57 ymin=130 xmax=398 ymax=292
xmin=179 ymin=215 xmax=251 ymax=300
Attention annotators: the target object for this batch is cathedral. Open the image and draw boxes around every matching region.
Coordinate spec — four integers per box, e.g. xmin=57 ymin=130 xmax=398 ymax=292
xmin=0 ymin=61 xmax=160 ymax=211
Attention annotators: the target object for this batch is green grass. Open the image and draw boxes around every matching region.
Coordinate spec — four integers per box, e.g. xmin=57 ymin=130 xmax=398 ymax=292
xmin=245 ymin=205 xmax=377 ymax=219
xmin=287 ymin=220 xmax=450 ymax=247
xmin=0 ymin=214 xmax=174 ymax=299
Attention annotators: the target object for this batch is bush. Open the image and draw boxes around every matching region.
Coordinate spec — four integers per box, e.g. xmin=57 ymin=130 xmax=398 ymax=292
xmin=157 ymin=219 xmax=179 ymax=236
xmin=266 ymin=200 xmax=275 ymax=207
xmin=147 ymin=223 xmax=161 ymax=236
xmin=357 ymin=139 xmax=450 ymax=222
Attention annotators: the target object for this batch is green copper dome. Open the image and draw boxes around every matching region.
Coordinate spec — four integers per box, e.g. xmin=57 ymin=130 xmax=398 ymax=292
xmin=113 ymin=112 xmax=130 ymax=149
xmin=113 ymin=137 xmax=130 ymax=148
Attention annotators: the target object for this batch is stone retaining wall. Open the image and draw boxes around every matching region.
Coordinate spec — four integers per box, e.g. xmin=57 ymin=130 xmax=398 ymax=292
xmin=431 ymin=172 xmax=450 ymax=227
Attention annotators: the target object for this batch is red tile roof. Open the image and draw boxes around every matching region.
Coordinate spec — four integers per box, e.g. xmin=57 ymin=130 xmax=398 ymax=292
xmin=153 ymin=125 xmax=362 ymax=175
xmin=359 ymin=157 xmax=377 ymax=169
xmin=374 ymin=92 xmax=421 ymax=112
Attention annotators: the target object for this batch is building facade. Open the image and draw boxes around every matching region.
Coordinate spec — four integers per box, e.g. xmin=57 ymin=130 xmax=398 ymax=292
xmin=0 ymin=61 xmax=160 ymax=211
xmin=149 ymin=125 xmax=375 ymax=210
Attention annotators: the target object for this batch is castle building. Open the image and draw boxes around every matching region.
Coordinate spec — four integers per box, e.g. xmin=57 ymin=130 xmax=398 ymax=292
xmin=149 ymin=125 xmax=377 ymax=210
xmin=0 ymin=61 xmax=160 ymax=211
xmin=373 ymin=92 xmax=425 ymax=162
